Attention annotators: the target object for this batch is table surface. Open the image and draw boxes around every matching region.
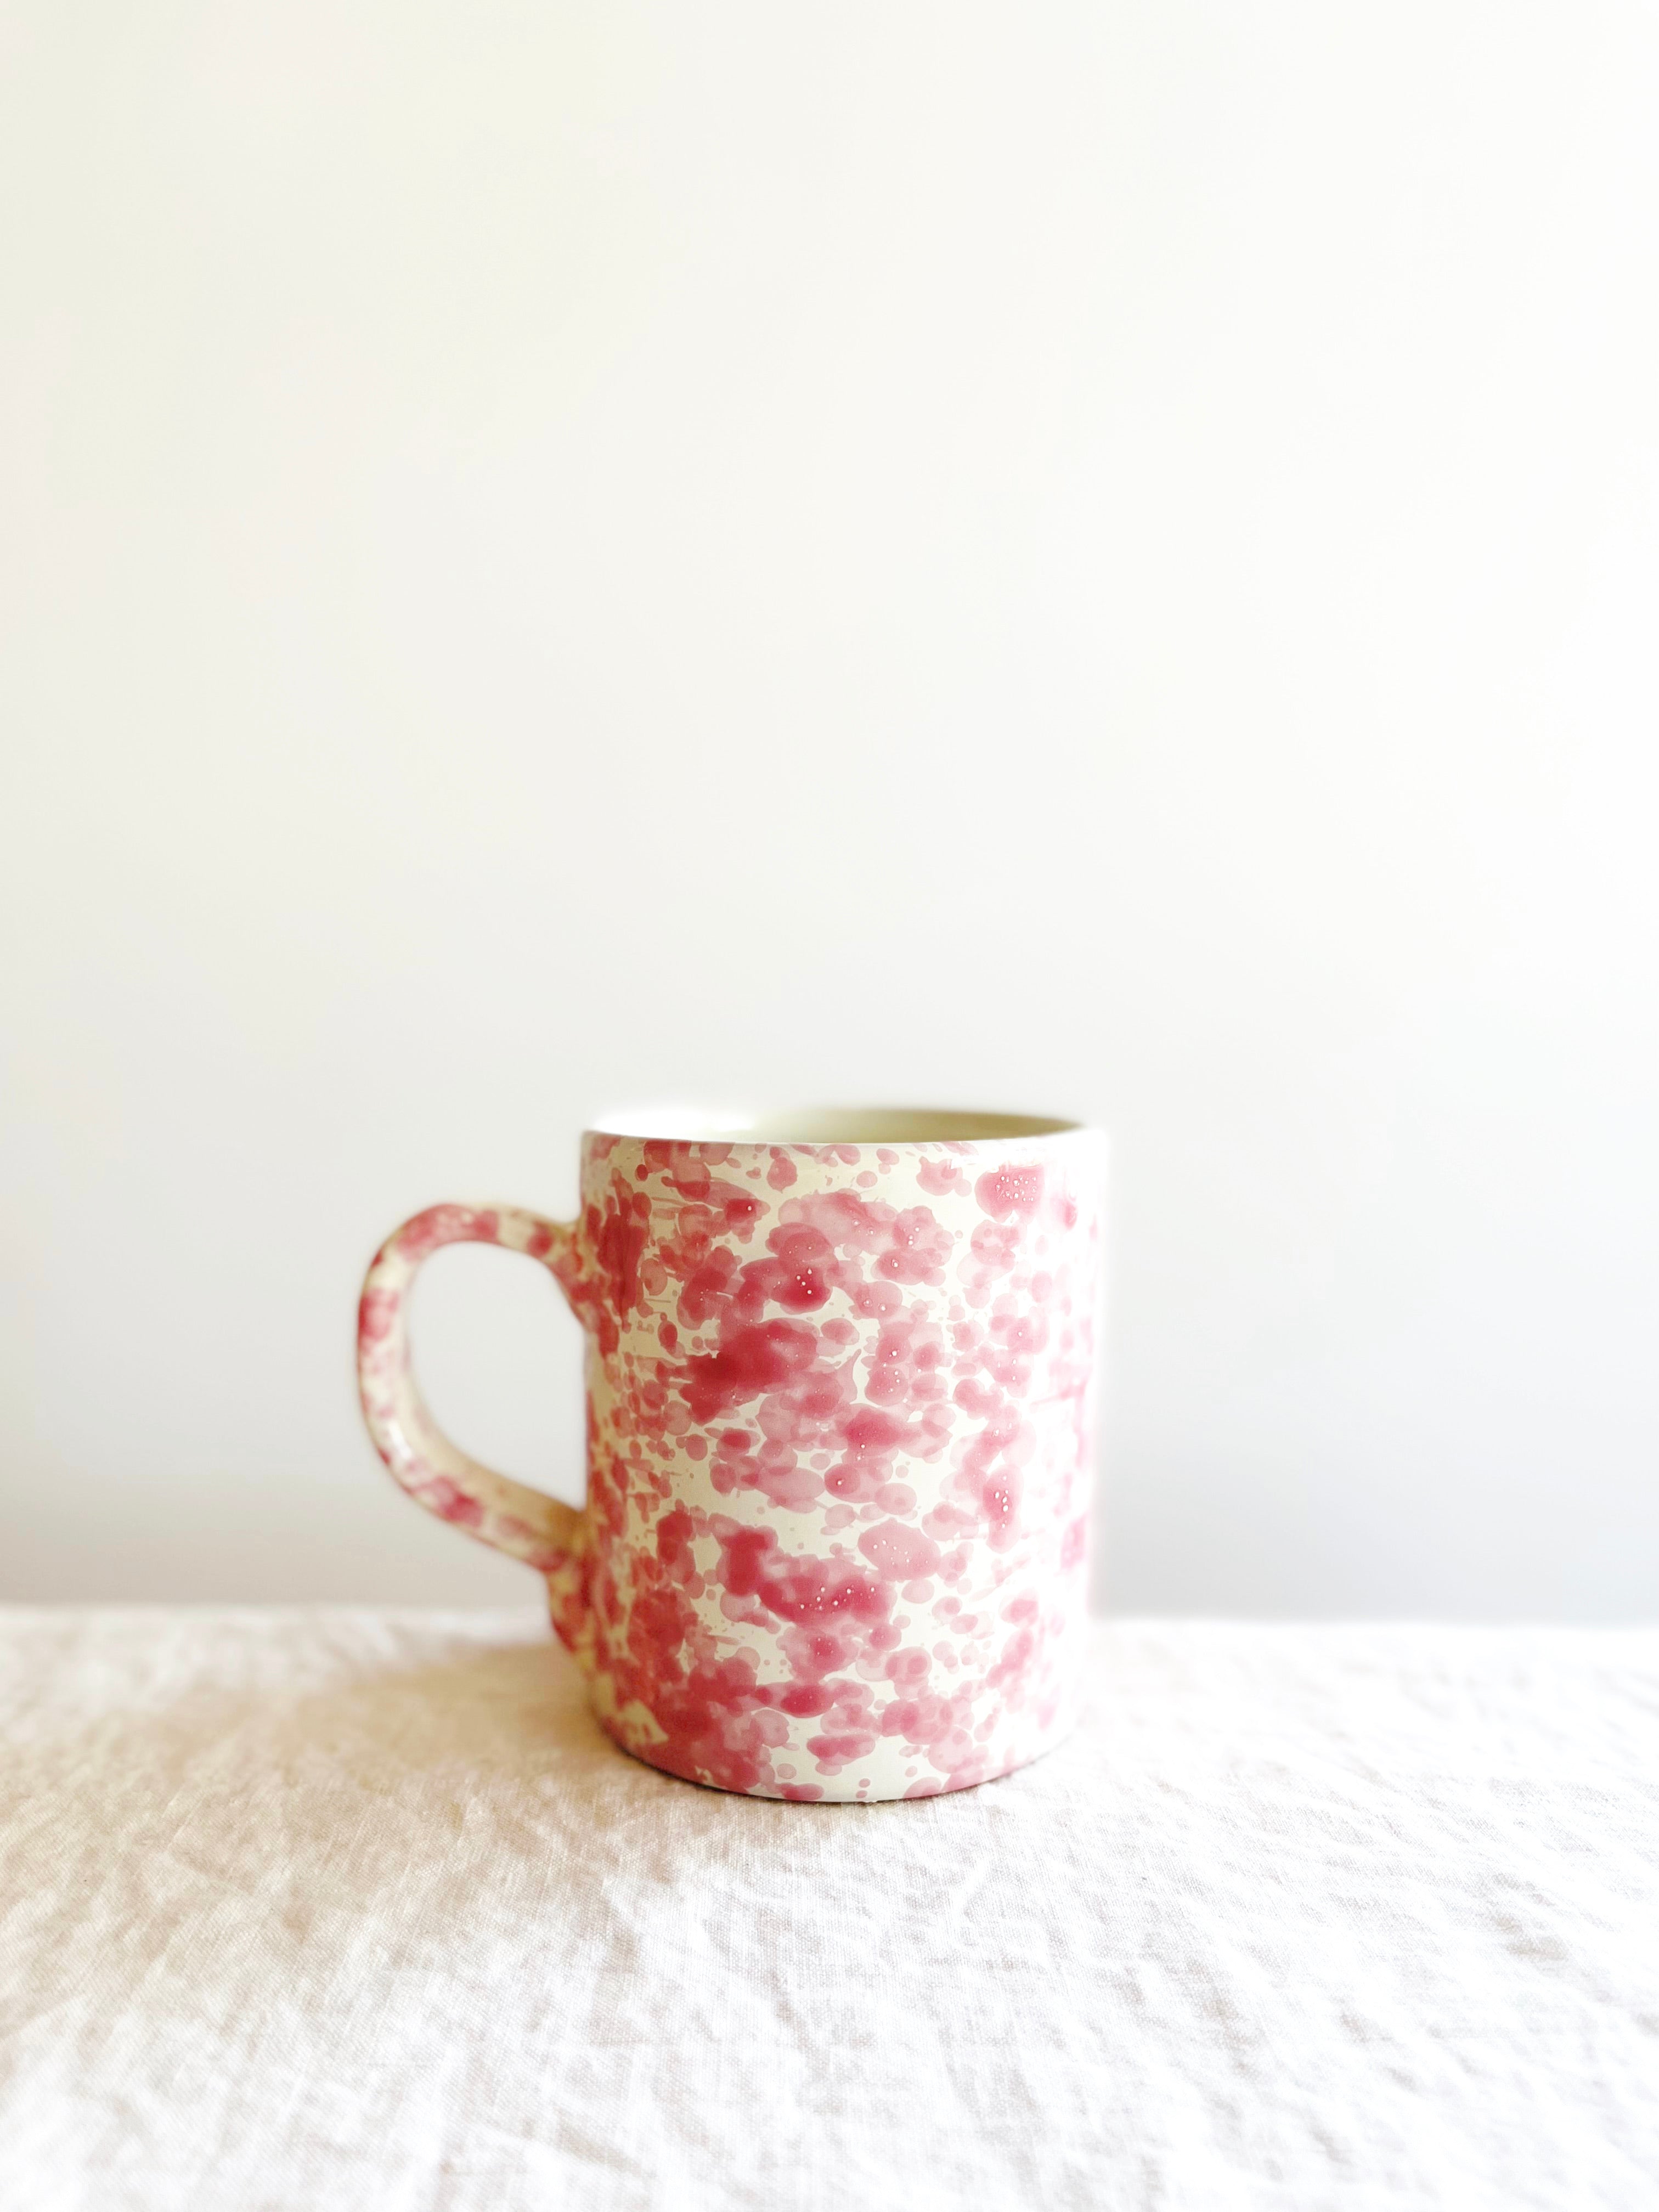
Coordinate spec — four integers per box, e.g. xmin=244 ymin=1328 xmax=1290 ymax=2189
xmin=2 ymin=1609 xmax=1655 ymax=2212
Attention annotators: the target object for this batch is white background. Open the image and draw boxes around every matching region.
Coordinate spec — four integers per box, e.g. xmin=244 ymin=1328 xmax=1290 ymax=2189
xmin=3 ymin=1 xmax=1656 ymax=1615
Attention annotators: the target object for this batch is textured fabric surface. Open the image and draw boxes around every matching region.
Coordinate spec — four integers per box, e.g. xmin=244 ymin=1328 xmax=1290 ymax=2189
xmin=1 ymin=1610 xmax=1655 ymax=2211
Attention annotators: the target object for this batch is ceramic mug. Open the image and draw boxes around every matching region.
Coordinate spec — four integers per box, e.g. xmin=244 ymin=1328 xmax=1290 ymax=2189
xmin=357 ymin=1108 xmax=1104 ymax=1802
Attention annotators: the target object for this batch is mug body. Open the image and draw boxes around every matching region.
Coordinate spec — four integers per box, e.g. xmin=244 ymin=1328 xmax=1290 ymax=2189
xmin=555 ymin=1111 xmax=1104 ymax=1801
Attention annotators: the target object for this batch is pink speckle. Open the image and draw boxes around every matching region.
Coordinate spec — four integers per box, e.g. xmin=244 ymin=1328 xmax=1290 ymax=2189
xmin=975 ymin=1166 xmax=1045 ymax=1221
xmin=357 ymin=1287 xmax=399 ymax=1345
xmin=858 ymin=1519 xmax=944 ymax=1582
xmin=426 ymin=1477 xmax=484 ymax=1528
xmin=680 ymin=1319 xmax=819 ymax=1423
xmin=917 ymin=1157 xmax=964 ymax=1197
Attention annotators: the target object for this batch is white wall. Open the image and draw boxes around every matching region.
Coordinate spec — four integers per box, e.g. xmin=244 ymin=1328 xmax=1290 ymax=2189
xmin=4 ymin=1 xmax=1656 ymax=1616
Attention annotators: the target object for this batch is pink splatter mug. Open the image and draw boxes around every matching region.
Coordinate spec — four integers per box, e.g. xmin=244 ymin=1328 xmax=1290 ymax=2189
xmin=357 ymin=1109 xmax=1104 ymax=1802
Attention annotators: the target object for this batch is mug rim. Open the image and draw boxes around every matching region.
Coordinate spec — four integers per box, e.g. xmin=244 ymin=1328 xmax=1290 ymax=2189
xmin=586 ymin=1104 xmax=1094 ymax=1145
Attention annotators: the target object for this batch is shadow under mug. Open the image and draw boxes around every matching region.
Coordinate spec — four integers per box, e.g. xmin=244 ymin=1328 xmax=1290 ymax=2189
xmin=357 ymin=1107 xmax=1105 ymax=1802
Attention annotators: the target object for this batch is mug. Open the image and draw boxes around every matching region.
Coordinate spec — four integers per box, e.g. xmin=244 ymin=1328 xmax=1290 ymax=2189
xmin=357 ymin=1108 xmax=1104 ymax=1802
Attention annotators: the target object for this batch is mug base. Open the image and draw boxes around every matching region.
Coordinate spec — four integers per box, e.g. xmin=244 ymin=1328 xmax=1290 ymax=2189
xmin=590 ymin=1702 xmax=1079 ymax=1804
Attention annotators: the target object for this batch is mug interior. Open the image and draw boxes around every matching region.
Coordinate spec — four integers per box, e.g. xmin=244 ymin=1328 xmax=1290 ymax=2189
xmin=589 ymin=1106 xmax=1083 ymax=1143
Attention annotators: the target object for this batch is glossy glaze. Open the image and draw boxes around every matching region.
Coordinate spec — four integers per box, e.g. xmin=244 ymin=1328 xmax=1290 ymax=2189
xmin=358 ymin=1121 xmax=1104 ymax=1801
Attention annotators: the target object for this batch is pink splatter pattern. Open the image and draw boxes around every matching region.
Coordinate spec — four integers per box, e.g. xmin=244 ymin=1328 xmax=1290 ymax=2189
xmin=358 ymin=1126 xmax=1104 ymax=1802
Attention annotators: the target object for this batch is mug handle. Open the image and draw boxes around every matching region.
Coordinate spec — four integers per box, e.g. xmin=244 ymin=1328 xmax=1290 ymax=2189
xmin=357 ymin=1203 xmax=590 ymax=1578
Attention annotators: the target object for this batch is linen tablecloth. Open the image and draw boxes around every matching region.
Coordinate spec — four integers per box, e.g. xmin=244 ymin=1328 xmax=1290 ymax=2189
xmin=1 ymin=1609 xmax=1654 ymax=2210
